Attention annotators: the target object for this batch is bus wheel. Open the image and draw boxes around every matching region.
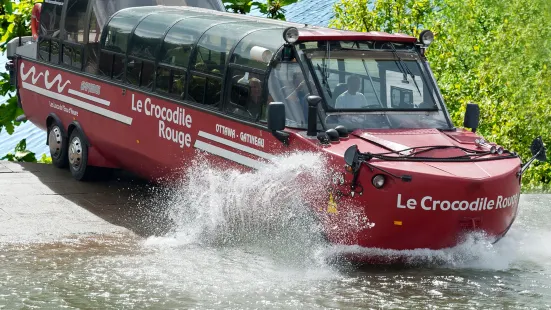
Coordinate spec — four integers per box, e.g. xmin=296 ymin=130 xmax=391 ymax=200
xmin=68 ymin=129 xmax=93 ymax=181
xmin=48 ymin=123 xmax=68 ymax=168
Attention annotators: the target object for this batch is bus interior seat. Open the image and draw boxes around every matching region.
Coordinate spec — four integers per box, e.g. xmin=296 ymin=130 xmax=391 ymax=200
xmin=332 ymin=83 xmax=348 ymax=106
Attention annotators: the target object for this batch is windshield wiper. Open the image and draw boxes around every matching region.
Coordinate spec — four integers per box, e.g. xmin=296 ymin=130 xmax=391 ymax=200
xmin=361 ymin=59 xmax=383 ymax=107
xmin=386 ymin=43 xmax=422 ymax=96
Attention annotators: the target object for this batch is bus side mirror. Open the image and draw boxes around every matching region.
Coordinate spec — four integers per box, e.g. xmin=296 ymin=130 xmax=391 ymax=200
xmin=267 ymin=102 xmax=289 ymax=145
xmin=463 ymin=103 xmax=480 ymax=133
xmin=267 ymin=102 xmax=285 ymax=131
xmin=307 ymin=95 xmax=322 ymax=136
xmin=531 ymin=137 xmax=547 ymax=162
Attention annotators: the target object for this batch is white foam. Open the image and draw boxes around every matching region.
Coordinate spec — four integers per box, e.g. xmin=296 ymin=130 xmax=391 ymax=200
xmin=143 ymin=151 xmax=334 ymax=268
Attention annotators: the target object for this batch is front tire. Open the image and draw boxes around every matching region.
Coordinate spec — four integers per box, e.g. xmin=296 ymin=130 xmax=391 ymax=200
xmin=68 ymin=129 xmax=94 ymax=181
xmin=48 ymin=123 xmax=68 ymax=168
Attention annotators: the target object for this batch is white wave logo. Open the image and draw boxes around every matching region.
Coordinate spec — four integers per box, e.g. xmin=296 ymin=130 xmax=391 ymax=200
xmin=20 ymin=63 xmax=71 ymax=93
xmin=20 ymin=63 xmax=44 ymax=84
xmin=44 ymin=70 xmax=71 ymax=93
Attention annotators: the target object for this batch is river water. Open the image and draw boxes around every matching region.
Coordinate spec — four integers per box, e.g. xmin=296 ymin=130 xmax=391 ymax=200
xmin=1 ymin=153 xmax=550 ymax=309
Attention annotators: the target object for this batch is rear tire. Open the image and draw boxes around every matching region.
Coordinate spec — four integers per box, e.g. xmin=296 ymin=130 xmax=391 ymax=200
xmin=48 ymin=123 xmax=69 ymax=169
xmin=68 ymin=129 xmax=94 ymax=181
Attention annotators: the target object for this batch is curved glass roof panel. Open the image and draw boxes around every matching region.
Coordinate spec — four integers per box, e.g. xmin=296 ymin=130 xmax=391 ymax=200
xmin=160 ymin=15 xmax=237 ymax=68
xmin=129 ymin=11 xmax=201 ymax=60
xmin=92 ymin=0 xmax=225 ymax=30
xmin=194 ymin=21 xmax=275 ymax=75
xmin=232 ymin=28 xmax=286 ymax=70
xmin=102 ymin=7 xmax=166 ymax=54
xmin=103 ymin=6 xmax=290 ymax=64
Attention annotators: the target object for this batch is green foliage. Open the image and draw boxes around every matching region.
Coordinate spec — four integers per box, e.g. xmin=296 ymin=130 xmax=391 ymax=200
xmin=0 ymin=1 xmax=36 ymax=135
xmin=330 ymin=0 xmax=551 ymax=192
xmin=330 ymin=0 xmax=437 ymax=37
xmin=0 ymin=0 xmax=35 ymax=49
xmin=1 ymin=138 xmax=37 ymax=162
xmin=38 ymin=153 xmax=52 ymax=164
xmin=223 ymin=0 xmax=298 ymax=20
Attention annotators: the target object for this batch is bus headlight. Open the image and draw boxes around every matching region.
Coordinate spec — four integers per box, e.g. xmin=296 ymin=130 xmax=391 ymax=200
xmin=372 ymin=174 xmax=385 ymax=189
xmin=419 ymin=30 xmax=434 ymax=46
xmin=283 ymin=27 xmax=299 ymax=44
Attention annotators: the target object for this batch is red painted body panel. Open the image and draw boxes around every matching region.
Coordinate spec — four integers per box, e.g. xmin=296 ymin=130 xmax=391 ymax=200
xmin=16 ymin=58 xmax=523 ymax=260
xmin=297 ymin=29 xmax=417 ymax=43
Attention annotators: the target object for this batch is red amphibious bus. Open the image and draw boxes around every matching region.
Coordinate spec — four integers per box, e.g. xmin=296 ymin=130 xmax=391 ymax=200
xmin=6 ymin=0 xmax=547 ymax=258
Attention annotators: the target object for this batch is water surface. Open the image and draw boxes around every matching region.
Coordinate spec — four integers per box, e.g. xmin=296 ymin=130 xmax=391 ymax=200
xmin=1 ymin=155 xmax=549 ymax=309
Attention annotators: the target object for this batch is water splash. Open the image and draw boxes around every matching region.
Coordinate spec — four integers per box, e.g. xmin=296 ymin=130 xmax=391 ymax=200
xmin=141 ymin=152 xmax=551 ymax=272
xmin=324 ymin=222 xmax=551 ymax=271
xmin=144 ymin=151 xmax=333 ymax=267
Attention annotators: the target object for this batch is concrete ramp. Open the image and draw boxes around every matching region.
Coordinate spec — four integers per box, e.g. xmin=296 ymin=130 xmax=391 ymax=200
xmin=0 ymin=161 xmax=169 ymax=243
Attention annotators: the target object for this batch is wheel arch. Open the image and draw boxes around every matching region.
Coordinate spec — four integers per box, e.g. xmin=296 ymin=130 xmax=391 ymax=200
xmin=67 ymin=121 xmax=91 ymax=147
xmin=46 ymin=113 xmax=66 ymax=145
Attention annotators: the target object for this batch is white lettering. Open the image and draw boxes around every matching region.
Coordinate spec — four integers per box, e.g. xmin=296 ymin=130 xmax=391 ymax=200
xmin=240 ymin=132 xmax=265 ymax=148
xmin=145 ymin=98 xmax=152 ymax=116
xmin=496 ymin=196 xmax=503 ymax=209
xmin=421 ymin=196 xmax=432 ymax=210
xmin=158 ymin=120 xmax=192 ymax=148
xmin=440 ymin=201 xmax=451 ymax=211
xmin=397 ymin=194 xmax=406 ymax=209
xmin=396 ymin=193 xmax=520 ymax=212
xmin=216 ymin=124 xmax=236 ymax=139
xmin=185 ymin=114 xmax=192 ymax=129
xmin=131 ymin=94 xmax=143 ymax=113
xmin=132 ymin=94 xmax=194 ymax=148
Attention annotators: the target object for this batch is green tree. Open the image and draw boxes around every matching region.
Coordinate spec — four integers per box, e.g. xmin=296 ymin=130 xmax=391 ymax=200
xmin=0 ymin=0 xmax=35 ymax=135
xmin=330 ymin=0 xmax=551 ymax=191
xmin=223 ymin=0 xmax=298 ymax=20
xmin=0 ymin=0 xmax=38 ymax=162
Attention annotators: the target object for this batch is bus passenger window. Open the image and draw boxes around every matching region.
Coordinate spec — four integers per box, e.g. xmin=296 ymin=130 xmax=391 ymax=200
xmin=62 ymin=45 xmax=82 ymax=69
xmin=39 ymin=2 xmax=63 ymax=38
xmin=39 ymin=39 xmax=50 ymax=62
xmin=112 ymin=54 xmax=126 ymax=81
xmin=126 ymin=59 xmax=142 ymax=86
xmin=51 ymin=41 xmax=60 ymax=64
xmin=85 ymin=45 xmax=100 ymax=74
xmin=195 ymin=47 xmax=224 ymax=74
xmin=64 ymin=0 xmax=88 ymax=43
xmin=188 ymin=75 xmax=221 ymax=107
xmin=156 ymin=67 xmax=171 ymax=93
xmin=98 ymin=52 xmax=113 ymax=78
xmin=156 ymin=67 xmax=186 ymax=99
xmin=88 ymin=4 xmax=102 ymax=43
xmin=226 ymin=69 xmax=268 ymax=120
xmin=172 ymin=70 xmax=186 ymax=99
xmin=141 ymin=62 xmax=155 ymax=90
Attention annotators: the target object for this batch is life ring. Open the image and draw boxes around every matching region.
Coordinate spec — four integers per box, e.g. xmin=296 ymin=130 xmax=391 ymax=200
xmin=31 ymin=3 xmax=42 ymax=40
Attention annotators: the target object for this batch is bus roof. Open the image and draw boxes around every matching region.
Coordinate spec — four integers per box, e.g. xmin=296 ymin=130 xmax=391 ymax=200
xmin=103 ymin=6 xmax=418 ymax=47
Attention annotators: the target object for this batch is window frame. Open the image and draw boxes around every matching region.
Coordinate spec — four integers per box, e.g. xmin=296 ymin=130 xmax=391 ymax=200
xmin=36 ymin=0 xmax=93 ymax=71
xmin=61 ymin=41 xmax=84 ymax=70
xmin=223 ymin=64 xmax=269 ymax=122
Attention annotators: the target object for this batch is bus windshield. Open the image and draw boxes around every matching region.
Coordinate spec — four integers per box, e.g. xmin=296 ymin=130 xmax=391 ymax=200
xmin=298 ymin=41 xmax=451 ymax=131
